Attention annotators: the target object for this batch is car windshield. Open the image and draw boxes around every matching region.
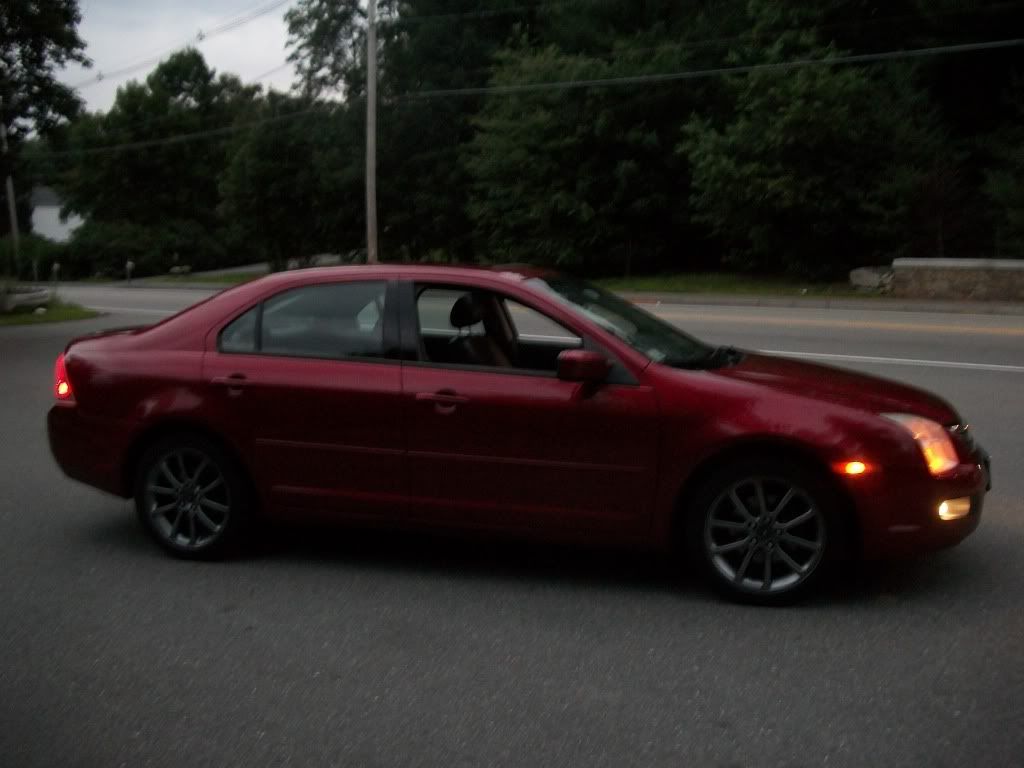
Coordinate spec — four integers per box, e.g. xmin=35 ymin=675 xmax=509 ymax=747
xmin=529 ymin=277 xmax=714 ymax=368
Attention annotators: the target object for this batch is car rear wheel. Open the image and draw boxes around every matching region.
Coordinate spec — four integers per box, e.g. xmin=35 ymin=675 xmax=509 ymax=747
xmin=135 ymin=434 xmax=250 ymax=559
xmin=685 ymin=461 xmax=842 ymax=604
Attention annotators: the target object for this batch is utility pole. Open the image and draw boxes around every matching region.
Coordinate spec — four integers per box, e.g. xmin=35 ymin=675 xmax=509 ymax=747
xmin=0 ymin=95 xmax=21 ymax=280
xmin=365 ymin=0 xmax=380 ymax=264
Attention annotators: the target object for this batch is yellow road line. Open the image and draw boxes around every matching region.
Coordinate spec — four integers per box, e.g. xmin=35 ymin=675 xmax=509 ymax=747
xmin=654 ymin=311 xmax=1024 ymax=337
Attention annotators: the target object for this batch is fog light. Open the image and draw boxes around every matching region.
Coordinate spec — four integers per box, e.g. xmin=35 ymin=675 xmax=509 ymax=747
xmin=938 ymin=497 xmax=971 ymax=521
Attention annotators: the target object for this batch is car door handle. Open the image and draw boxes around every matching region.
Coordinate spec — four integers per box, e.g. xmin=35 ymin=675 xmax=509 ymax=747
xmin=416 ymin=390 xmax=469 ymax=414
xmin=415 ymin=391 xmax=469 ymax=405
xmin=211 ymin=374 xmax=249 ymax=394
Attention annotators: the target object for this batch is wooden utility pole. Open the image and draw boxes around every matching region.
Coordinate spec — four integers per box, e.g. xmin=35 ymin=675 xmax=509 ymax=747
xmin=0 ymin=95 xmax=21 ymax=279
xmin=365 ymin=0 xmax=380 ymax=264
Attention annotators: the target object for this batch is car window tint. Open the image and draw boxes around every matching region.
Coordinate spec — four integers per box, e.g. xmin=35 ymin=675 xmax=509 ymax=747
xmin=260 ymin=281 xmax=387 ymax=360
xmin=220 ymin=306 xmax=258 ymax=353
xmin=503 ymin=299 xmax=581 ymax=347
xmin=417 ymin=288 xmax=484 ymax=337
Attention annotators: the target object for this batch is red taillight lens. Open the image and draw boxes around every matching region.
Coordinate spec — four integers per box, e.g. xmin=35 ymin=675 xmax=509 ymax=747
xmin=54 ymin=353 xmax=74 ymax=401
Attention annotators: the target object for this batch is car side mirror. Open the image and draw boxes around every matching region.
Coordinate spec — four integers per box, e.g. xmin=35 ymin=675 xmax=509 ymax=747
xmin=557 ymin=349 xmax=610 ymax=383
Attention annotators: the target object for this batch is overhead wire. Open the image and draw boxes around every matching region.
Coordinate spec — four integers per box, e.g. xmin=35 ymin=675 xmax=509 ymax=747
xmin=35 ymin=36 xmax=1024 ymax=159
xmin=70 ymin=0 xmax=294 ymax=89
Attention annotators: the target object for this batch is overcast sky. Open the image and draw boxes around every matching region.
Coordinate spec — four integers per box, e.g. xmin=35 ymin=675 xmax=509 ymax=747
xmin=60 ymin=0 xmax=298 ymax=112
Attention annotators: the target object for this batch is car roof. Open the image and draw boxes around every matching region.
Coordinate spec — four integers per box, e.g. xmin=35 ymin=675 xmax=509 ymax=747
xmin=252 ymin=263 xmax=561 ymax=287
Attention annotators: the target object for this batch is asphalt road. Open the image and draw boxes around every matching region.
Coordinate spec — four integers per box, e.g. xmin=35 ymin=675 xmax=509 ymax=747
xmin=2 ymin=284 xmax=1023 ymax=768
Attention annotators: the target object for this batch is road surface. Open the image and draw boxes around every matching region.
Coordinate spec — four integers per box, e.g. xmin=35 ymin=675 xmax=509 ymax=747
xmin=2 ymin=283 xmax=1021 ymax=767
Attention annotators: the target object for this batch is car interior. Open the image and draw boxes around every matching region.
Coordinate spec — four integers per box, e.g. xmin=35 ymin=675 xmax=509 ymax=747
xmin=415 ymin=287 xmax=583 ymax=373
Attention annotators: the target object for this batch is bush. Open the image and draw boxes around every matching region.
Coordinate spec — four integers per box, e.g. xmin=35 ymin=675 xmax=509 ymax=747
xmin=0 ymin=235 xmax=71 ymax=281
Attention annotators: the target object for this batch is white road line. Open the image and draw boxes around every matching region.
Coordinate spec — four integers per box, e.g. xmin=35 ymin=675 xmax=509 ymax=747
xmin=88 ymin=306 xmax=177 ymax=316
xmin=760 ymin=349 xmax=1024 ymax=373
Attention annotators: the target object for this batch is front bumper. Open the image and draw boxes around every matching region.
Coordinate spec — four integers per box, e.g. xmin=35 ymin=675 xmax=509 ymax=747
xmin=855 ymin=448 xmax=990 ymax=559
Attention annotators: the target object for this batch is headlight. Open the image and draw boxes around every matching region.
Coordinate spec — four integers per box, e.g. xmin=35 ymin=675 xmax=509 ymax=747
xmin=884 ymin=414 xmax=960 ymax=476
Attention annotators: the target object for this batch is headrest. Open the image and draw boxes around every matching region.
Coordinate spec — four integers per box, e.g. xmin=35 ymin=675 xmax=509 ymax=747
xmin=450 ymin=294 xmax=483 ymax=329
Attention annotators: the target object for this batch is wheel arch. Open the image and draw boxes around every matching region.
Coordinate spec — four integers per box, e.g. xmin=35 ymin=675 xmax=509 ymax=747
xmin=670 ymin=437 xmax=861 ymax=556
xmin=120 ymin=419 xmax=254 ymax=500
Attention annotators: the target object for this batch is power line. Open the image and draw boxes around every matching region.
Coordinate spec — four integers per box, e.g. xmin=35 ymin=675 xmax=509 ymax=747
xmin=70 ymin=0 xmax=293 ymax=89
xmin=397 ymin=38 xmax=1024 ymax=100
xmin=34 ymin=36 xmax=1024 ymax=159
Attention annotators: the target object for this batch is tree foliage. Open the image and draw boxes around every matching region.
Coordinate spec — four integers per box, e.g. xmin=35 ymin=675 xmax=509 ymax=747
xmin=1 ymin=0 xmax=89 ymax=239
xmin=27 ymin=0 xmax=1024 ymax=278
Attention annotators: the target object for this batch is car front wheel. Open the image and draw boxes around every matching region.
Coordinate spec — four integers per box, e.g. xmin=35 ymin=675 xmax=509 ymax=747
xmin=686 ymin=461 xmax=842 ymax=604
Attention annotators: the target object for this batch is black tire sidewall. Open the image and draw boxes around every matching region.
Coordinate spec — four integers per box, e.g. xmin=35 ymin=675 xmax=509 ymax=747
xmin=683 ymin=459 xmax=844 ymax=605
xmin=134 ymin=434 xmax=250 ymax=560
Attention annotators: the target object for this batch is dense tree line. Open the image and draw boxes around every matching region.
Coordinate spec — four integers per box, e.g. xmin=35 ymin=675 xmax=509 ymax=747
xmin=6 ymin=0 xmax=1024 ymax=279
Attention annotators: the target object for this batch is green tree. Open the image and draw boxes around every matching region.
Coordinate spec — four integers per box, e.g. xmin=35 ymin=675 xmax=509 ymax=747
xmin=983 ymin=88 xmax=1024 ymax=257
xmin=681 ymin=7 xmax=949 ymax=277
xmin=56 ymin=49 xmax=260 ymax=275
xmin=220 ymin=95 xmax=365 ymax=271
xmin=1 ymin=0 xmax=88 ymax=258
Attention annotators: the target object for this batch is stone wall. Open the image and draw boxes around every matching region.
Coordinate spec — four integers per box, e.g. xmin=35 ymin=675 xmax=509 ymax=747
xmin=891 ymin=258 xmax=1024 ymax=301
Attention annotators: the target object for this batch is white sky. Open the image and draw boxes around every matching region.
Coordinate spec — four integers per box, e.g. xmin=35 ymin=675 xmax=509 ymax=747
xmin=60 ymin=0 xmax=298 ymax=112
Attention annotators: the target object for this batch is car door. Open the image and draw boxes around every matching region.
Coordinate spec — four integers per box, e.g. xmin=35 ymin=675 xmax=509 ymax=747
xmin=203 ymin=279 xmax=406 ymax=521
xmin=400 ymin=280 xmax=660 ymax=538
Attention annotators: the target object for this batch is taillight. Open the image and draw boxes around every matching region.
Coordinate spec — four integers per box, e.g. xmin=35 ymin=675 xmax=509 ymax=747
xmin=54 ymin=353 xmax=74 ymax=401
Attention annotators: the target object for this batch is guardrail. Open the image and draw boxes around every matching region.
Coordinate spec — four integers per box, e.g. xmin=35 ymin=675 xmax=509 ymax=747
xmin=1 ymin=286 xmax=52 ymax=314
xmin=891 ymin=258 xmax=1024 ymax=301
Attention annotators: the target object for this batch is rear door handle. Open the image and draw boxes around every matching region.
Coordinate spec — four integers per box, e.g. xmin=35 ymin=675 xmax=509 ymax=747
xmin=211 ymin=374 xmax=249 ymax=394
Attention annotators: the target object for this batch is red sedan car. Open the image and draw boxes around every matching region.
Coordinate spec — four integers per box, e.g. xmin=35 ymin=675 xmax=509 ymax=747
xmin=48 ymin=266 xmax=990 ymax=603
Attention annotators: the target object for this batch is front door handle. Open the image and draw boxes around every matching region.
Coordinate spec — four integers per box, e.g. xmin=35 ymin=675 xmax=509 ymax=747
xmin=416 ymin=389 xmax=469 ymax=414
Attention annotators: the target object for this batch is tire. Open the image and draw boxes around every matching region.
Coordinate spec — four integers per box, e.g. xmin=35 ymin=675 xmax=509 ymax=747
xmin=134 ymin=433 xmax=252 ymax=559
xmin=683 ymin=459 xmax=844 ymax=605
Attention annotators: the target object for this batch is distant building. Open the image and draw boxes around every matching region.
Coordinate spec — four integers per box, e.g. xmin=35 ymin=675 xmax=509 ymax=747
xmin=30 ymin=187 xmax=82 ymax=243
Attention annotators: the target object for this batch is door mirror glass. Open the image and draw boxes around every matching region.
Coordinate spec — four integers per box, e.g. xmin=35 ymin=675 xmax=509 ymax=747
xmin=557 ymin=349 xmax=610 ymax=383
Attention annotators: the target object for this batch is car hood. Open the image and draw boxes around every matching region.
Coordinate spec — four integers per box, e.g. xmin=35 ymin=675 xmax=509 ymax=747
xmin=711 ymin=352 xmax=959 ymax=424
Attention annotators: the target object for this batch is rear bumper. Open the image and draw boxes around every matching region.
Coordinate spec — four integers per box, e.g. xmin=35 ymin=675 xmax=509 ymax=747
xmin=48 ymin=404 xmax=131 ymax=497
xmin=856 ymin=451 xmax=989 ymax=559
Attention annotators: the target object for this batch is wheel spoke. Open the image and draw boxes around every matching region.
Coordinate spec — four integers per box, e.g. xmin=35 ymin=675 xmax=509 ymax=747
xmin=193 ymin=506 xmax=223 ymax=533
xmin=781 ymin=533 xmax=820 ymax=551
xmin=754 ymin=480 xmax=768 ymax=517
xmin=711 ymin=537 xmax=752 ymax=555
xmin=168 ymin=508 xmax=185 ymax=538
xmin=201 ymin=477 xmax=223 ymax=494
xmin=769 ymin=488 xmax=795 ymax=521
xmin=188 ymin=513 xmax=197 ymax=545
xmin=150 ymin=502 xmax=176 ymax=517
xmin=779 ymin=508 xmax=815 ymax=530
xmin=711 ymin=519 xmax=748 ymax=532
xmin=200 ymin=498 xmax=228 ymax=514
xmin=150 ymin=484 xmax=177 ymax=496
xmin=734 ymin=546 xmax=756 ymax=583
xmin=729 ymin=490 xmax=755 ymax=522
xmin=776 ymin=546 xmax=806 ymax=574
xmin=159 ymin=461 xmax=182 ymax=489
xmin=191 ymin=458 xmax=210 ymax=484
xmin=762 ymin=550 xmax=773 ymax=590
xmin=175 ymin=453 xmax=188 ymax=483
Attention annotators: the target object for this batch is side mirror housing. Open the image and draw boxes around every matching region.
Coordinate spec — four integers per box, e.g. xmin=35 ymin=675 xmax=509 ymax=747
xmin=557 ymin=349 xmax=610 ymax=383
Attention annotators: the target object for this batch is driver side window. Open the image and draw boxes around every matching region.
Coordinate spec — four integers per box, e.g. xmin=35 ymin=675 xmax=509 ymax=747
xmin=414 ymin=285 xmax=581 ymax=374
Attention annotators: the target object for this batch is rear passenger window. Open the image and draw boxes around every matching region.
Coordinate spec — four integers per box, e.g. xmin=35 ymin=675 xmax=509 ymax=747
xmin=260 ymin=282 xmax=387 ymax=360
xmin=220 ymin=306 xmax=258 ymax=353
xmin=219 ymin=282 xmax=389 ymax=360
